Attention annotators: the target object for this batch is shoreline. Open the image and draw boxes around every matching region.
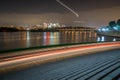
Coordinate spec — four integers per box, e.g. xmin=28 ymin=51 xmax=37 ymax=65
xmin=0 ymin=42 xmax=96 ymax=54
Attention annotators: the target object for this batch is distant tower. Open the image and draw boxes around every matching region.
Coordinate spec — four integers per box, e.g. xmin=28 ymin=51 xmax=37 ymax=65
xmin=43 ymin=22 xmax=48 ymax=29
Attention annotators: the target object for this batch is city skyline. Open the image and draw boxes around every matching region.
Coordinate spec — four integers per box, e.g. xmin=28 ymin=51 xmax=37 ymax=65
xmin=0 ymin=0 xmax=120 ymax=28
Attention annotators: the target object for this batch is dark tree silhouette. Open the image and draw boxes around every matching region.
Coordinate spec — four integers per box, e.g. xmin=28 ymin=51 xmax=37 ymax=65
xmin=109 ymin=21 xmax=117 ymax=28
xmin=117 ymin=19 xmax=120 ymax=26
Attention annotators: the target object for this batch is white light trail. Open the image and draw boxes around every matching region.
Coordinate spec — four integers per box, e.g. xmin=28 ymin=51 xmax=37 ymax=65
xmin=56 ymin=0 xmax=79 ymax=18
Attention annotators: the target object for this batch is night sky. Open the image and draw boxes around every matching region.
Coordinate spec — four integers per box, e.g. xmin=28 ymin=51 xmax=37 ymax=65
xmin=0 ymin=0 xmax=120 ymax=28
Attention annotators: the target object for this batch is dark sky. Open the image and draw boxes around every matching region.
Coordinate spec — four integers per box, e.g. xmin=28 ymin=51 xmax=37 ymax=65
xmin=0 ymin=0 xmax=120 ymax=14
xmin=0 ymin=0 xmax=120 ymax=27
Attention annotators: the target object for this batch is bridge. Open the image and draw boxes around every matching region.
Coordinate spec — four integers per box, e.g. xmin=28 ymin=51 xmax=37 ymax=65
xmin=58 ymin=27 xmax=96 ymax=34
xmin=59 ymin=28 xmax=96 ymax=31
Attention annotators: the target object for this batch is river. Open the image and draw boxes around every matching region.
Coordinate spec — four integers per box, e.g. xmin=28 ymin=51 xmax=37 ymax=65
xmin=0 ymin=31 xmax=120 ymax=51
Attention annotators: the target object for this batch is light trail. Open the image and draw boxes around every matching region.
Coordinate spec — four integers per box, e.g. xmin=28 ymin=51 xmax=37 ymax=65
xmin=0 ymin=42 xmax=120 ymax=64
xmin=0 ymin=42 xmax=120 ymax=74
xmin=56 ymin=0 xmax=79 ymax=18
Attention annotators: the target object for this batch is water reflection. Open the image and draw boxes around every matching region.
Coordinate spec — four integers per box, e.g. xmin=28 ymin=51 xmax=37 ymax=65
xmin=113 ymin=38 xmax=116 ymax=41
xmin=60 ymin=31 xmax=97 ymax=44
xmin=26 ymin=31 xmax=30 ymax=47
xmin=101 ymin=36 xmax=105 ymax=42
xmin=43 ymin=32 xmax=60 ymax=46
xmin=0 ymin=31 xmax=120 ymax=51
xmin=97 ymin=35 xmax=120 ymax=42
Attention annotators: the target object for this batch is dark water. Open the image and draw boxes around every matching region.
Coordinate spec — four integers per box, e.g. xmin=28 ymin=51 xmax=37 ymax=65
xmin=0 ymin=31 xmax=120 ymax=51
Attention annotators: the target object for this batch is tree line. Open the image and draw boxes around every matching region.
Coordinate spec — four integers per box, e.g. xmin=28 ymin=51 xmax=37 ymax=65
xmin=108 ymin=19 xmax=120 ymax=30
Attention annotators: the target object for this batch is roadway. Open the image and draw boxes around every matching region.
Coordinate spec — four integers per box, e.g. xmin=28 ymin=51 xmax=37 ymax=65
xmin=0 ymin=42 xmax=120 ymax=80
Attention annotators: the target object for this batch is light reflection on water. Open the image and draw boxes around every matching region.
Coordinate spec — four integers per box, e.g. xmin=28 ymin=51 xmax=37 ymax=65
xmin=97 ymin=35 xmax=120 ymax=42
xmin=26 ymin=31 xmax=30 ymax=47
xmin=0 ymin=31 xmax=120 ymax=51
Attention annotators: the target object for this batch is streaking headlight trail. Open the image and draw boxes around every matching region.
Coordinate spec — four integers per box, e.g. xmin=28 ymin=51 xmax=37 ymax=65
xmin=56 ymin=0 xmax=79 ymax=18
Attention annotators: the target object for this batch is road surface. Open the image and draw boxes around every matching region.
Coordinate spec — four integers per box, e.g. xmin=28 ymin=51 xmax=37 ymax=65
xmin=0 ymin=42 xmax=120 ymax=80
